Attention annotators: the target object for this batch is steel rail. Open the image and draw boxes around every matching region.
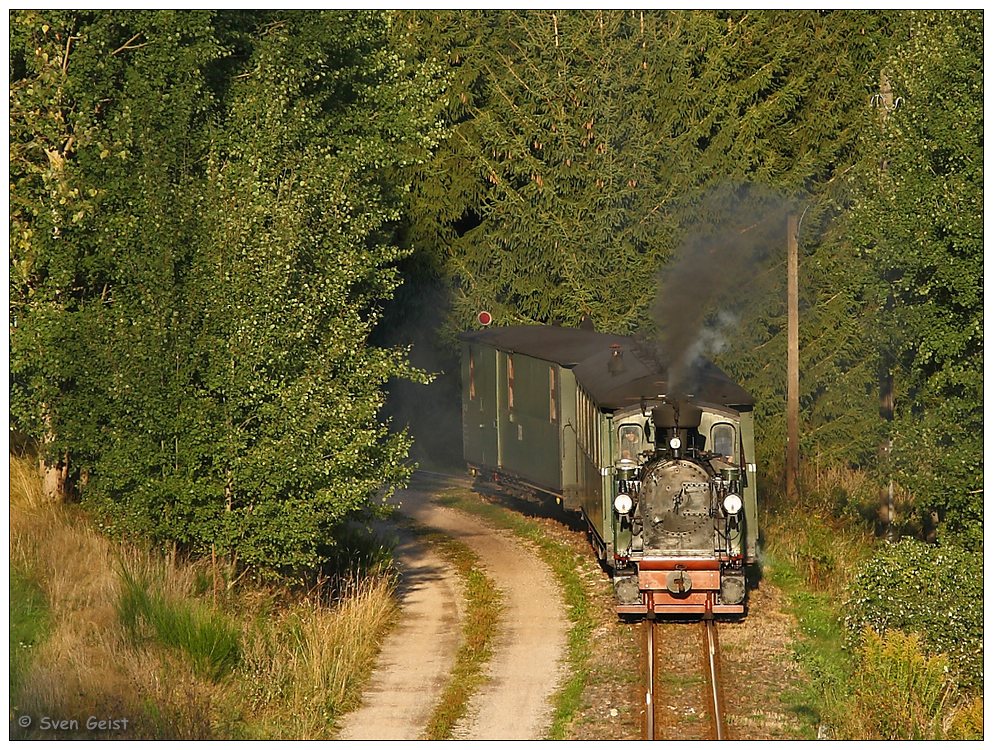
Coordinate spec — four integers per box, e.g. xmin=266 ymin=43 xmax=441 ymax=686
xmin=644 ymin=619 xmax=656 ymax=740
xmin=703 ymin=620 xmax=727 ymax=740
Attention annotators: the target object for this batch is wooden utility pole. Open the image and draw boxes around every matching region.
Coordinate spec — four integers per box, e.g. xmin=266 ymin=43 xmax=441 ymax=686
xmin=876 ymin=70 xmax=896 ymax=538
xmin=879 ymin=369 xmax=895 ymax=537
xmin=786 ymin=214 xmax=799 ymax=502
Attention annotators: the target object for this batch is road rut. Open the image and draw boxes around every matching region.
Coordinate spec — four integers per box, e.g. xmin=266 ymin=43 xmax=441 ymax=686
xmin=335 ymin=525 xmax=462 ymax=740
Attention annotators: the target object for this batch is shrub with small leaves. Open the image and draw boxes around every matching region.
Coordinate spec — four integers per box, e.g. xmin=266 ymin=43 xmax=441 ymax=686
xmin=830 ymin=628 xmax=982 ymax=740
xmin=843 ymin=629 xmax=950 ymax=740
xmin=843 ymin=539 xmax=982 ymax=691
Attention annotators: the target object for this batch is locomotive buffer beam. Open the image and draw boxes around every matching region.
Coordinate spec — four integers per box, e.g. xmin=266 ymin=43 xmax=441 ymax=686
xmin=617 ymin=559 xmax=746 ymax=617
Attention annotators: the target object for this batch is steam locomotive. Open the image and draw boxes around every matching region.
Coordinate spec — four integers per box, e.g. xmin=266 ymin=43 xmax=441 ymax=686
xmin=460 ymin=324 xmax=758 ymax=617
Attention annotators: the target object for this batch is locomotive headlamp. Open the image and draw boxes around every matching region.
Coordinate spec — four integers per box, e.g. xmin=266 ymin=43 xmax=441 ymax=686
xmin=722 ymin=493 xmax=743 ymax=515
xmin=669 ymin=436 xmax=681 ymax=450
xmin=613 ymin=493 xmax=634 ymax=514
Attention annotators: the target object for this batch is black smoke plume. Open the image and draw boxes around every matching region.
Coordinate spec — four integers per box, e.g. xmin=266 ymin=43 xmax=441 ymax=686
xmin=650 ymin=184 xmax=793 ymax=395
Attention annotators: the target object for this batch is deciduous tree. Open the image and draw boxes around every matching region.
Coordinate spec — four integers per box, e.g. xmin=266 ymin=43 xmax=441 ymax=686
xmin=847 ymin=11 xmax=983 ymax=547
xmin=10 ymin=10 xmax=445 ymax=578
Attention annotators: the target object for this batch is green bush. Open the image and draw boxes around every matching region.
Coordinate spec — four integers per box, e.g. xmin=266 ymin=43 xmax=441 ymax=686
xmin=843 ymin=539 xmax=982 ymax=691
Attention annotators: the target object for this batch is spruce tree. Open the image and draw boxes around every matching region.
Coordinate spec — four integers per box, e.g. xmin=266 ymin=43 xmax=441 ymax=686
xmin=401 ymin=10 xmax=901 ymax=473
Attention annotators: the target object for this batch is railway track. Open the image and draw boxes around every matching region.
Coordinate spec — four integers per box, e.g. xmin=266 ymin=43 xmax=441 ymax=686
xmin=643 ymin=619 xmax=728 ymax=740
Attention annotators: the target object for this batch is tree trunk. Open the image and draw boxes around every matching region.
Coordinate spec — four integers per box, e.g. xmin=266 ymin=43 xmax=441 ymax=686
xmin=40 ymin=414 xmax=68 ymax=502
xmin=877 ymin=365 xmax=894 ymax=538
xmin=40 ymin=451 xmax=68 ymax=502
xmin=876 ymin=70 xmax=896 ymax=539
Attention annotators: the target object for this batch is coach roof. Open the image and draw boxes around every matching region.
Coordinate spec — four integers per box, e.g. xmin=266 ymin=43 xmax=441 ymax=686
xmin=460 ymin=325 xmax=753 ymax=411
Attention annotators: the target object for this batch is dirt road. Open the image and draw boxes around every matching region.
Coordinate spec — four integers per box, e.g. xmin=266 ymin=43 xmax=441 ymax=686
xmin=336 ymin=479 xmax=569 ymax=740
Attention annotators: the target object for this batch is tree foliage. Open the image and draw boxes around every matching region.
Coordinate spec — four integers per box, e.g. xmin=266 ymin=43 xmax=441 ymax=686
xmin=10 ymin=10 xmax=445 ymax=578
xmin=401 ymin=10 xmax=901 ymax=464
xmin=10 ymin=10 xmax=983 ymax=570
xmin=399 ymin=10 xmax=981 ymax=546
xmin=846 ymin=11 xmax=983 ymax=546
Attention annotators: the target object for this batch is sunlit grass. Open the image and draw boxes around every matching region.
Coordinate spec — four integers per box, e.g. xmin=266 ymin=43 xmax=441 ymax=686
xmin=117 ymin=561 xmax=241 ymax=682
xmin=9 ymin=567 xmax=49 ymax=694
xmin=8 ymin=454 xmax=397 ymax=740
xmin=241 ymin=574 xmax=397 ymax=739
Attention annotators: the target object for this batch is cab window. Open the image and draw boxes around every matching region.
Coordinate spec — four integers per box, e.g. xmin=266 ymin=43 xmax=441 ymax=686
xmin=711 ymin=423 xmax=735 ymax=460
xmin=618 ymin=424 xmax=642 ymax=460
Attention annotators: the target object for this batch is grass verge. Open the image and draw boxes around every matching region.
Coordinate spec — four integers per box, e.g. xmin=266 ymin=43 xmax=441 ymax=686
xmin=117 ymin=560 xmax=242 ymax=682
xmin=416 ymin=526 xmax=503 ymax=740
xmin=9 ymin=566 xmax=50 ymax=695
xmin=760 ymin=474 xmax=880 ymax=739
xmin=762 ymin=544 xmax=853 ymax=738
xmin=759 ymin=464 xmax=982 ymax=740
xmin=436 ymin=490 xmax=595 ymax=740
xmin=241 ymin=573 xmax=397 ymax=738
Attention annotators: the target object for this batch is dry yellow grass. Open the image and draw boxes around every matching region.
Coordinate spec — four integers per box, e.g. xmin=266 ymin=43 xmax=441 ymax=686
xmin=9 ymin=455 xmax=397 ymax=739
xmin=242 ymin=576 xmax=396 ymax=739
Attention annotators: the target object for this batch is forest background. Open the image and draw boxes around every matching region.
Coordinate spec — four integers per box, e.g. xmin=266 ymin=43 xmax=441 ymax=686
xmin=8 ymin=8 xmax=983 ymax=733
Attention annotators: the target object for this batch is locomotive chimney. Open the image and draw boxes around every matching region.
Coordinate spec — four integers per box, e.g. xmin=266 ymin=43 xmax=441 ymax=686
xmin=608 ymin=344 xmax=625 ymax=376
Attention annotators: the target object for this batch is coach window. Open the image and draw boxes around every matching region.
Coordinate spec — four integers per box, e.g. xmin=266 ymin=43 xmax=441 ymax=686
xmin=507 ymin=355 xmax=515 ymax=412
xmin=619 ymin=424 xmax=642 ymax=460
xmin=549 ymin=366 xmax=557 ymax=423
xmin=711 ymin=423 xmax=735 ymax=460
